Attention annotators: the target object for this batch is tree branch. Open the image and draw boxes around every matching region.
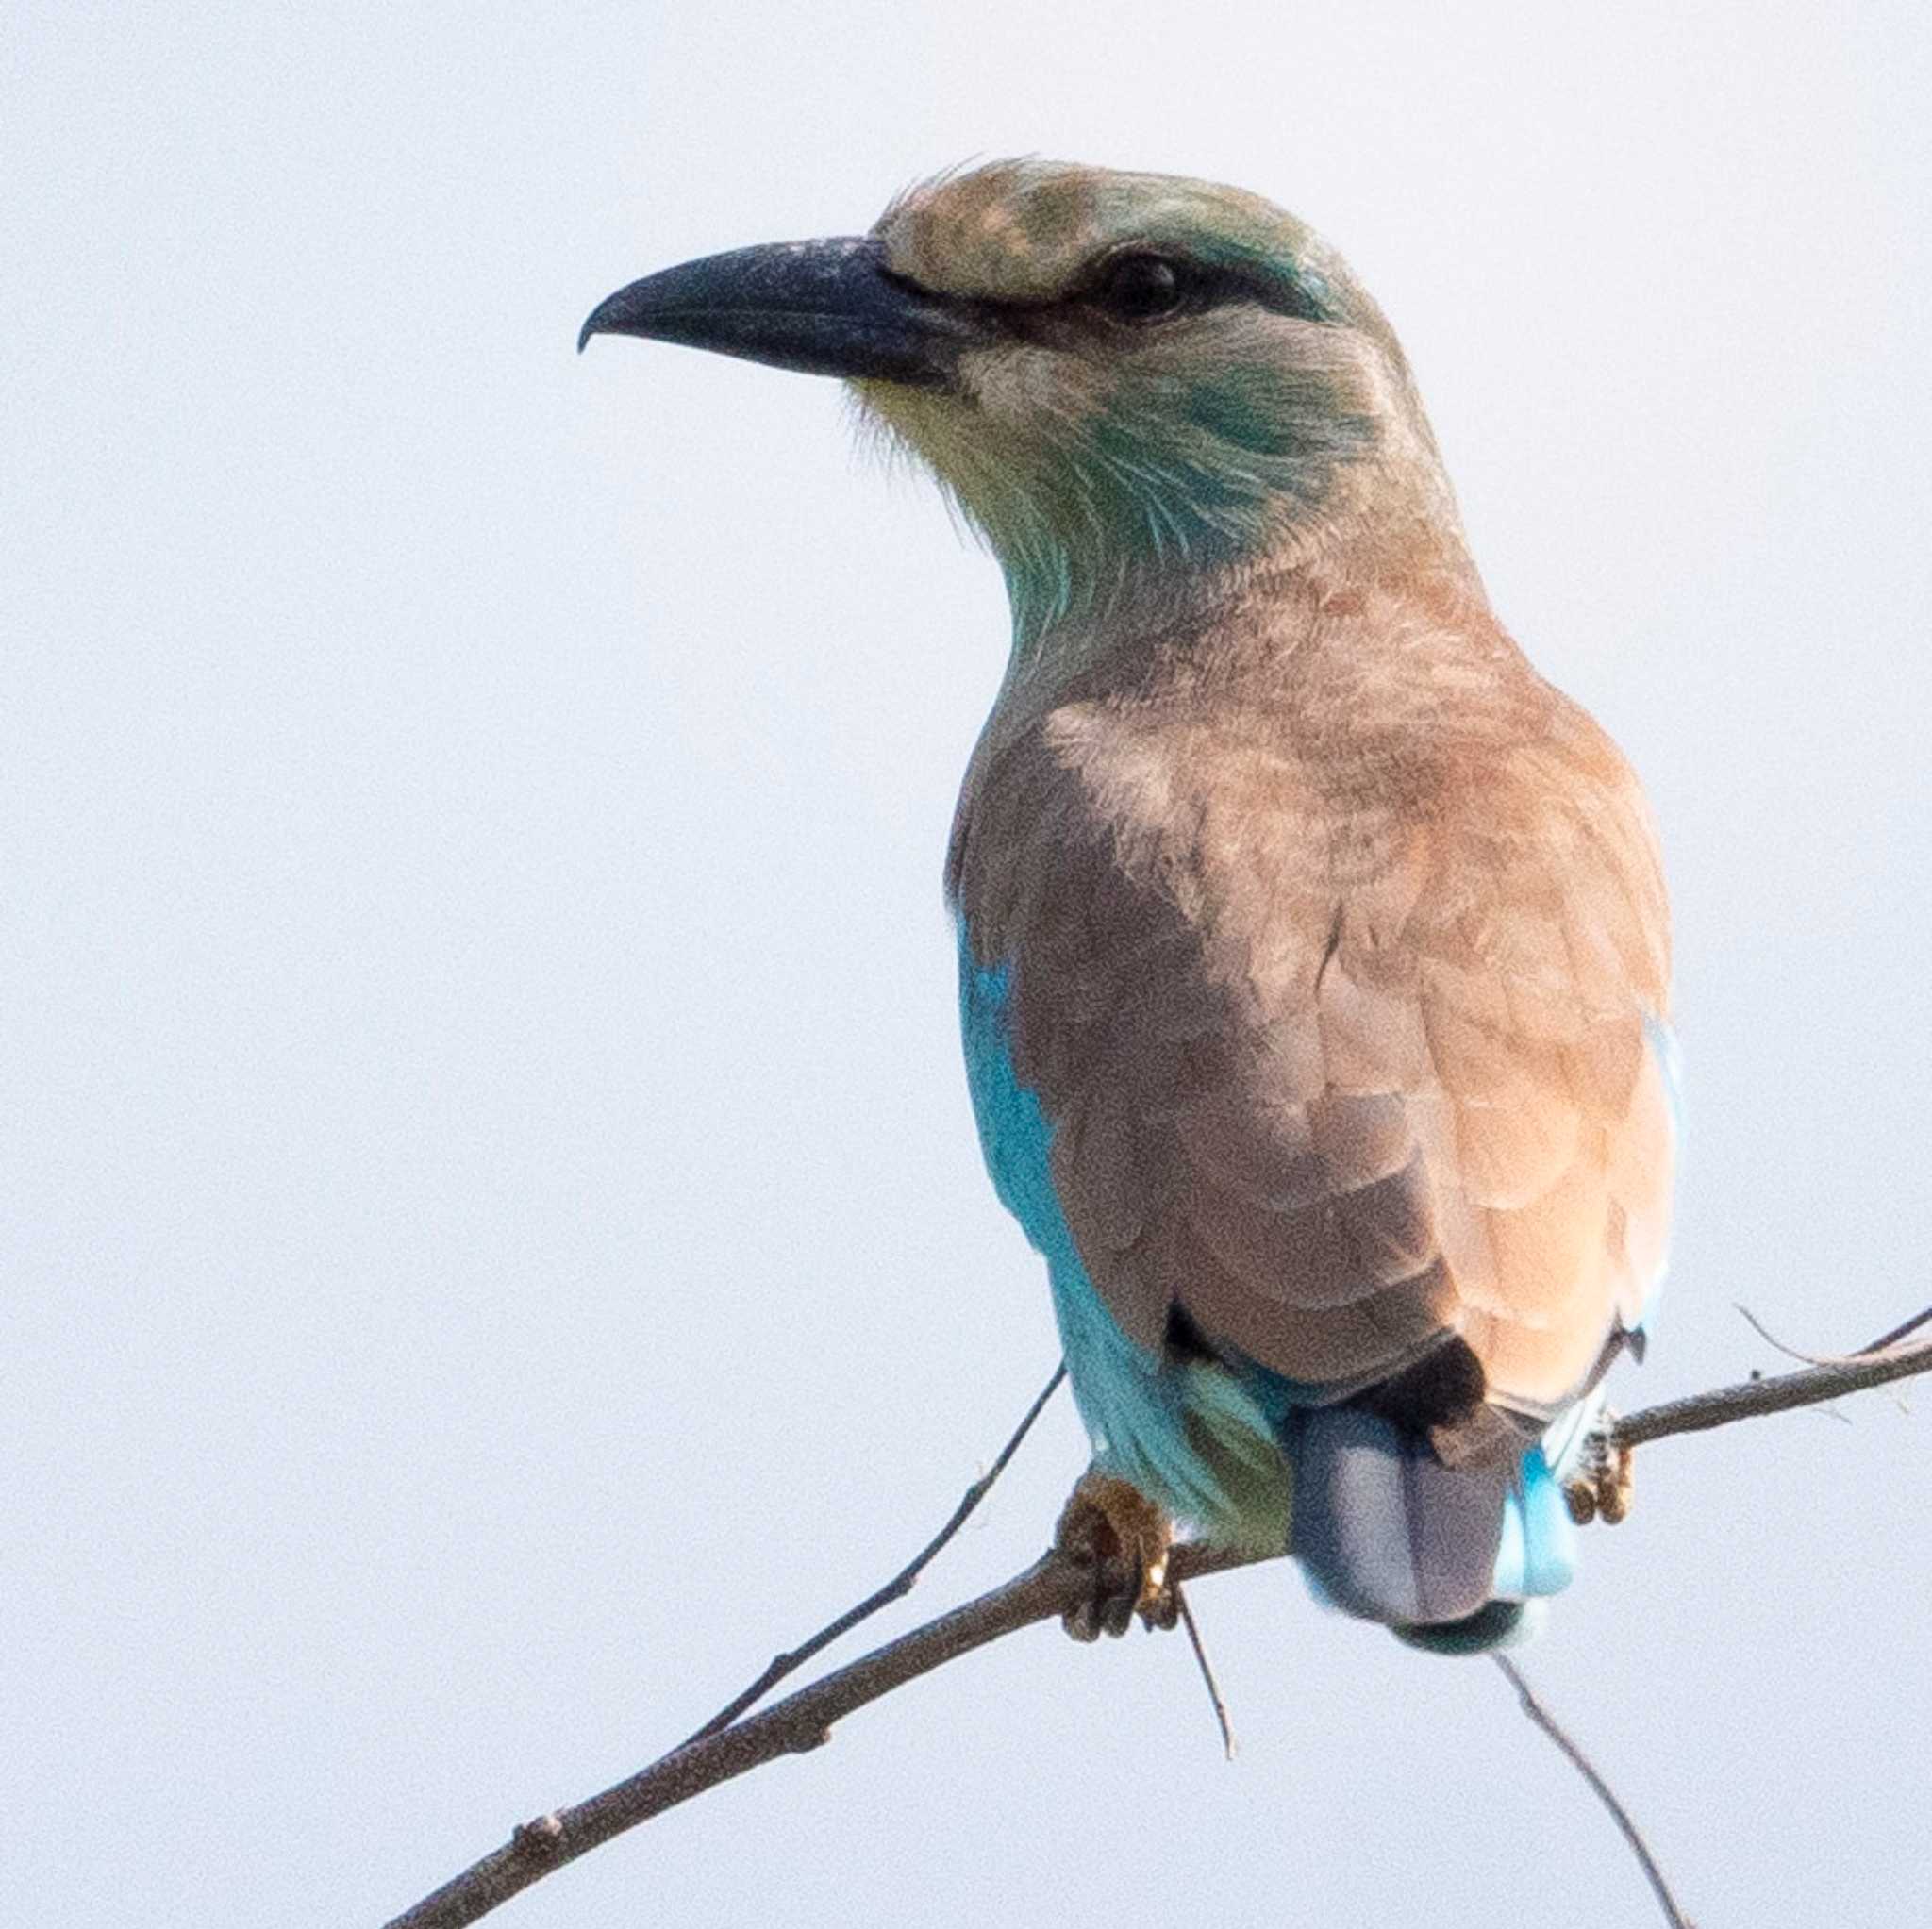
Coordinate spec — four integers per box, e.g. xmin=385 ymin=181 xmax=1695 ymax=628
xmin=383 ymin=1335 xmax=1931 ymax=1929
xmin=1605 ymin=1339 xmax=1930 ymax=1449
xmin=382 ymin=1552 xmax=1086 ymax=1929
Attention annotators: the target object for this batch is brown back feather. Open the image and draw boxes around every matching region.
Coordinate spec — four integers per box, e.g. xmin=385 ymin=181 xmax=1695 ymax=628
xmin=950 ymin=568 xmax=1672 ymax=1418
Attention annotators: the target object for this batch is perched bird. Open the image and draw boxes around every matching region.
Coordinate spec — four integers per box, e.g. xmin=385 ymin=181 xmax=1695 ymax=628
xmin=582 ymin=160 xmax=1675 ymax=1653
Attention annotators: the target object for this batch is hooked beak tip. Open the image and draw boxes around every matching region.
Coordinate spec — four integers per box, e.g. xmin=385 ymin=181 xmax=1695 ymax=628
xmin=577 ymin=288 xmax=627 ymax=356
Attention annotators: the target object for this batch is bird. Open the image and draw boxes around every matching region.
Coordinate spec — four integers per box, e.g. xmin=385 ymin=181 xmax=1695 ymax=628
xmin=580 ymin=159 xmax=1676 ymax=1654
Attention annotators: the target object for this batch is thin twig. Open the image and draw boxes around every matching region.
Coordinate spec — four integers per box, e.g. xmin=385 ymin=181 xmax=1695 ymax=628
xmin=386 ymin=1337 xmax=1932 ymax=1929
xmin=1491 ymin=1655 xmax=1694 ymax=1929
xmin=680 ymin=1362 xmax=1066 ymax=1746
xmin=1860 ymin=1305 xmax=1932 ymax=1354
xmin=1735 ymin=1303 xmax=1932 ymax=1372
xmin=1734 ymin=1303 xmax=1846 ymax=1369
xmin=1173 ymin=1582 xmax=1237 ymax=1760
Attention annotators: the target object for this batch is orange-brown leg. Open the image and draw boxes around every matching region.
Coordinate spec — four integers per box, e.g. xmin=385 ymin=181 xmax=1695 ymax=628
xmin=1054 ymin=1470 xmax=1176 ymax=1641
xmin=1563 ymin=1433 xmax=1636 ymax=1526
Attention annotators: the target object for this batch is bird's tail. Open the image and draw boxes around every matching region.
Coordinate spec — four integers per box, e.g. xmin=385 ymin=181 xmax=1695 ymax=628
xmin=1284 ymin=1405 xmax=1581 ymax=1654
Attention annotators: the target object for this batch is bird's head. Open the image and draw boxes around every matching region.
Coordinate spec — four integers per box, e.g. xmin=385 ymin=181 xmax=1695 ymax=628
xmin=583 ymin=160 xmax=1462 ymax=646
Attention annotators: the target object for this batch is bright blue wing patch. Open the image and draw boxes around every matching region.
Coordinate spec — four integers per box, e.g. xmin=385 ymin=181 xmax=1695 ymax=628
xmin=1645 ymin=1009 xmax=1686 ymax=1140
xmin=958 ymin=935 xmax=1278 ymax=1532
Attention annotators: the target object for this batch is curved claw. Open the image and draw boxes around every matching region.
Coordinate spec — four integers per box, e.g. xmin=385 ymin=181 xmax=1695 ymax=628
xmin=1563 ymin=1435 xmax=1636 ymax=1527
xmin=1054 ymin=1471 xmax=1175 ymax=1640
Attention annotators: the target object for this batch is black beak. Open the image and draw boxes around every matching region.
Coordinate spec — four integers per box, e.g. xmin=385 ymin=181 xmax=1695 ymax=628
xmin=577 ymin=235 xmax=981 ymax=388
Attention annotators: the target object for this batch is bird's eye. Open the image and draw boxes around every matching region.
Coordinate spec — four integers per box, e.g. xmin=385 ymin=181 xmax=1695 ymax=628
xmin=1093 ymin=253 xmax=1187 ymax=323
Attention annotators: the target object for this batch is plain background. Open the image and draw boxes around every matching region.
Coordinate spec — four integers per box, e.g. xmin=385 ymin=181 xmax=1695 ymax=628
xmin=7 ymin=4 xmax=1929 ymax=1924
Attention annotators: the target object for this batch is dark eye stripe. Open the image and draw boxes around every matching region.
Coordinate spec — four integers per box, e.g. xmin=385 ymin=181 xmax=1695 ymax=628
xmin=1080 ymin=253 xmax=1328 ymax=327
xmin=958 ymin=254 xmax=1329 ymax=341
xmin=1195 ymin=261 xmax=1328 ymax=324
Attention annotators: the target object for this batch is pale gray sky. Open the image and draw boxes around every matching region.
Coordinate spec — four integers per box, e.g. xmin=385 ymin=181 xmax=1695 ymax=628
xmin=6 ymin=4 xmax=1929 ymax=1924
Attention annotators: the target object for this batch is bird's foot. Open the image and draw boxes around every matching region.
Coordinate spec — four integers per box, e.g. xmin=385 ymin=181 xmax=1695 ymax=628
xmin=1054 ymin=1470 xmax=1175 ymax=1641
xmin=1563 ymin=1431 xmax=1634 ymax=1525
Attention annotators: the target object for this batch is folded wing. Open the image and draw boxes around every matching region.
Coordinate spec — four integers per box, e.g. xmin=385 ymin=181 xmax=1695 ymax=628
xmin=952 ymin=684 xmax=1673 ymax=1422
